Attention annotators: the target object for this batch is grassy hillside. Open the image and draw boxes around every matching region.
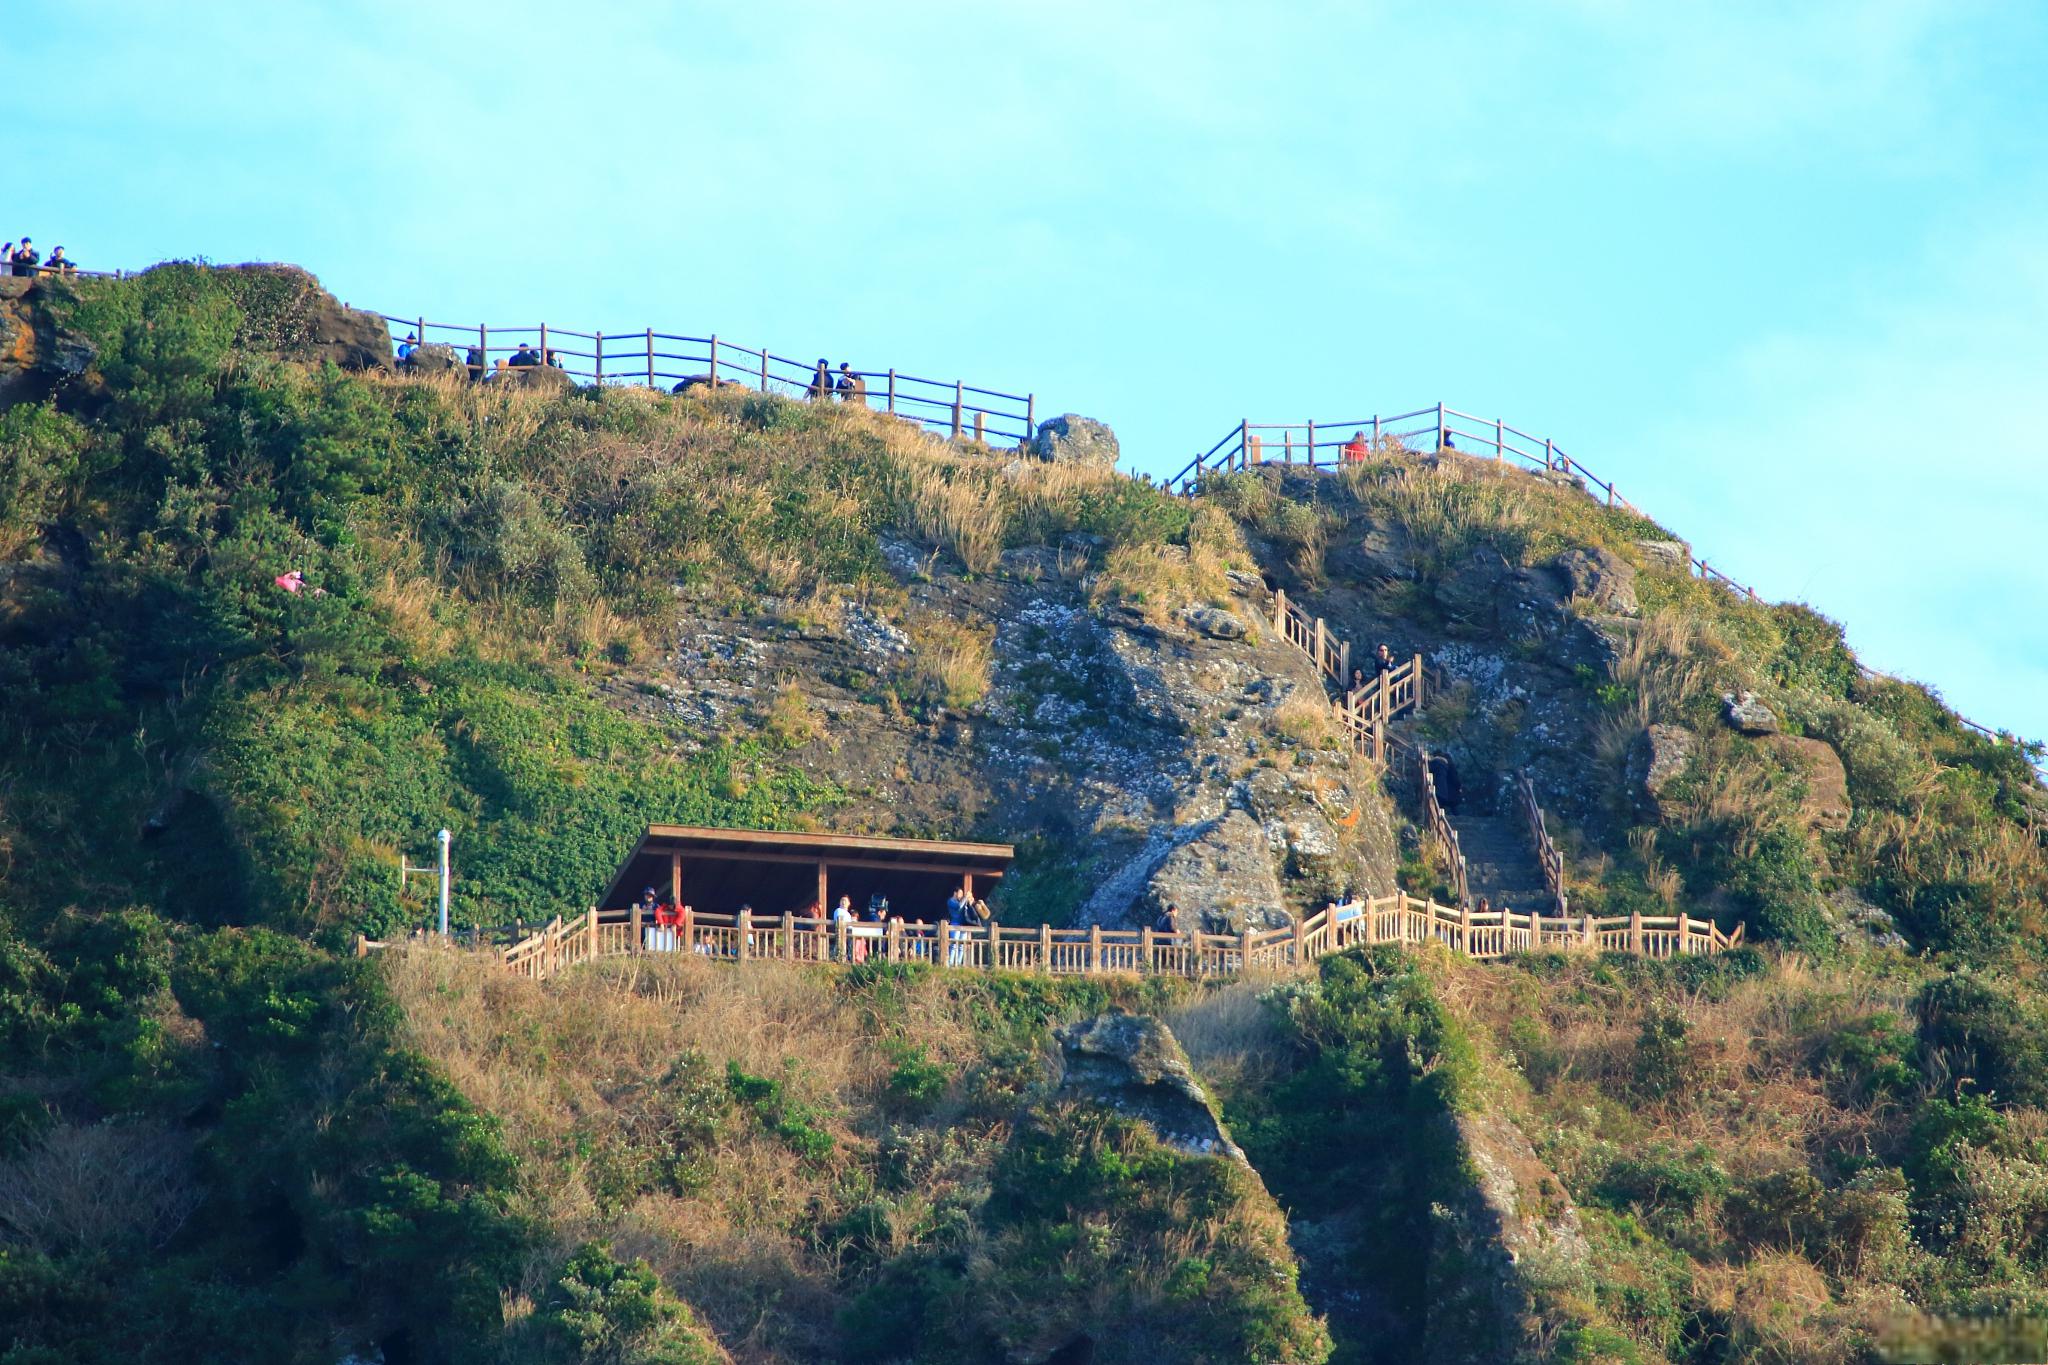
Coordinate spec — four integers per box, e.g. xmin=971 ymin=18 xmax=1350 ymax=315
xmin=2 ymin=261 xmax=2047 ymax=1363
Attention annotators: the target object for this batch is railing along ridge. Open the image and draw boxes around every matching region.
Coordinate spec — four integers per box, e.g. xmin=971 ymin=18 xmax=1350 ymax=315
xmin=371 ymin=310 xmax=1036 ymax=446
xmin=358 ymin=894 xmax=1743 ymax=982
xmin=1180 ymin=403 xmax=2038 ymax=767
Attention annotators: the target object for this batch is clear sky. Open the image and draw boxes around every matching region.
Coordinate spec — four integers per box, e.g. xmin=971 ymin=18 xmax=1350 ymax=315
xmin=9 ymin=2 xmax=2044 ymax=741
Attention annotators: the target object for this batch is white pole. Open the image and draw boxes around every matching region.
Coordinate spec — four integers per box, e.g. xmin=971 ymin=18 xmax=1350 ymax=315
xmin=437 ymin=828 xmax=452 ymax=937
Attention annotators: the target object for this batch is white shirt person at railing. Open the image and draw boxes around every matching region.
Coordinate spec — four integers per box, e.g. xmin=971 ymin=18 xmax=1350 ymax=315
xmin=835 ymin=362 xmax=867 ymax=405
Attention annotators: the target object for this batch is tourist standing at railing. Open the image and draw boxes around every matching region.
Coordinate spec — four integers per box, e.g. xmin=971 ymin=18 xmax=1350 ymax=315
xmin=509 ymin=343 xmax=539 ymax=368
xmin=9 ymin=240 xmax=37 ymax=276
xmin=835 ymin=363 xmax=867 ymax=405
xmin=45 ymin=247 xmax=74 ymax=277
xmin=808 ymin=359 xmax=832 ymax=400
xmin=1341 ymin=430 xmax=1370 ymax=464
xmin=464 ymin=345 xmax=485 ymax=381
xmin=831 ymin=895 xmax=856 ymax=961
xmin=1154 ymin=903 xmax=1182 ymax=939
xmin=944 ymin=887 xmax=969 ymax=965
xmin=396 ymin=333 xmax=419 ymax=365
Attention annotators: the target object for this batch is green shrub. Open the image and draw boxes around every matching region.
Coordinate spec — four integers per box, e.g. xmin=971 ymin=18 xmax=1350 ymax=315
xmin=1916 ymin=973 xmax=2048 ymax=1108
xmin=524 ymin=1242 xmax=720 ymax=1364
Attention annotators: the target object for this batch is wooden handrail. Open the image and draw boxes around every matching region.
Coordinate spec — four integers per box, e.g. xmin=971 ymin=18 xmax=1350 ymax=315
xmin=378 ymin=889 xmax=1739 ymax=982
xmin=1515 ymin=770 xmax=1569 ymax=916
xmin=374 ymin=311 xmax=1036 ymax=445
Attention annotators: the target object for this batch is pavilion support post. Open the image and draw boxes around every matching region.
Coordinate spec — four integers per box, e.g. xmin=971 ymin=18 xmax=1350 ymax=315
xmin=817 ymin=862 xmax=828 ymax=918
xmin=670 ymin=853 xmax=682 ymax=908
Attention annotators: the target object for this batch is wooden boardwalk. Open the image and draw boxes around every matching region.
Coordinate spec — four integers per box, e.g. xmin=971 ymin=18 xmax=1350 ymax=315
xmin=360 ymin=895 xmax=1742 ymax=984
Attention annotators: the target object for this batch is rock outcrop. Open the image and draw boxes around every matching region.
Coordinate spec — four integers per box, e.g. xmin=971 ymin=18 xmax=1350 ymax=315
xmin=1031 ymin=413 xmax=1119 ymax=469
xmin=1767 ymin=733 xmax=1852 ymax=833
xmin=1633 ymin=723 xmax=1697 ymax=817
xmin=1552 ymin=546 xmax=1638 ymax=616
xmin=1055 ymin=1014 xmax=1244 ymax=1161
xmin=0 ymin=276 xmax=96 ymax=409
xmin=215 ymin=264 xmax=393 ymax=371
xmin=1723 ymin=690 xmax=1781 ymax=736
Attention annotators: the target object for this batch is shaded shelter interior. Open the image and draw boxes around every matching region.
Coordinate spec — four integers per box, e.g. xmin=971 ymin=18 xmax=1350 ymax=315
xmin=602 ymin=826 xmax=1013 ymax=923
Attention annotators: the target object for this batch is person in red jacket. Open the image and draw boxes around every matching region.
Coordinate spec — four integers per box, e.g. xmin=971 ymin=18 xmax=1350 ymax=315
xmin=1341 ymin=430 xmax=1370 ymax=464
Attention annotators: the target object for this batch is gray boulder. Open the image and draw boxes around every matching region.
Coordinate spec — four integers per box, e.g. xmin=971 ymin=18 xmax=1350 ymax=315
xmin=1031 ymin=413 xmax=1119 ymax=469
xmin=1634 ymin=538 xmax=1692 ymax=571
xmin=1723 ymin=690 xmax=1780 ymax=736
xmin=1553 ymin=546 xmax=1639 ymax=616
xmin=1181 ymin=605 xmax=1247 ymax=640
xmin=1633 ymin=723 xmax=1697 ymax=817
xmin=1056 ymin=1014 xmax=1245 ymax=1162
xmin=401 ymin=342 xmax=467 ymax=377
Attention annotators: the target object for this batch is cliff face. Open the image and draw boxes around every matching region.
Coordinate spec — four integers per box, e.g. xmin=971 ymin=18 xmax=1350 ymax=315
xmin=640 ymin=544 xmax=1398 ymax=934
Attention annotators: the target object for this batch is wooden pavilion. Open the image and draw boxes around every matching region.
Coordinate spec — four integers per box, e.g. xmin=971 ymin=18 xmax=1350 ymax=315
xmin=599 ymin=825 xmax=1014 ymax=923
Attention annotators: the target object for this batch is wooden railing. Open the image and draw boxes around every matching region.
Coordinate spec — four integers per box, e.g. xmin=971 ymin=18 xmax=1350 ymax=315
xmin=1264 ymin=585 xmax=1439 ymax=766
xmin=1418 ymin=746 xmax=1472 ymax=909
xmin=1515 ymin=770 xmax=1569 ymax=915
xmin=374 ymin=313 xmax=1035 ymax=445
xmin=1181 ymin=404 xmax=2041 ymax=774
xmin=357 ymin=894 xmax=1743 ymax=982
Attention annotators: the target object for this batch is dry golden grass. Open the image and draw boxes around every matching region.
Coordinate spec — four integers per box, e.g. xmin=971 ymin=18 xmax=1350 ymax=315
xmin=905 ymin=614 xmax=995 ymax=710
xmin=1165 ymin=977 xmax=1296 ymax=1095
xmin=761 ymin=683 xmax=825 ymax=749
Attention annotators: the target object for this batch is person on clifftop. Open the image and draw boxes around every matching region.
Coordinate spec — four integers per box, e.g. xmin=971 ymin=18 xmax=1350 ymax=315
xmin=1155 ymin=903 xmax=1182 ymax=937
xmin=45 ymin=247 xmax=74 ymax=276
xmin=509 ymin=343 xmax=539 ymax=367
xmin=1342 ymin=430 xmax=1370 ymax=464
xmin=396 ymin=333 xmax=419 ymax=365
xmin=9 ymin=239 xmax=38 ymax=275
xmin=809 ymin=359 xmax=832 ymax=400
xmin=835 ymin=362 xmax=867 ymax=404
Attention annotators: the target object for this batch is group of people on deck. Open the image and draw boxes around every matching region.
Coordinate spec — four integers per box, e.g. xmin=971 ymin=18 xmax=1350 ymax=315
xmin=1346 ymin=642 xmax=1400 ymax=703
xmin=2 ymin=238 xmax=77 ymax=277
xmin=808 ymin=359 xmax=867 ymax=403
xmin=631 ymin=883 xmax=991 ymax=962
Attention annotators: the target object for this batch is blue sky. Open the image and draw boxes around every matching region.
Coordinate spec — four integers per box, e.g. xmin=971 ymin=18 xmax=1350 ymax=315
xmin=10 ymin=1 xmax=2044 ymax=740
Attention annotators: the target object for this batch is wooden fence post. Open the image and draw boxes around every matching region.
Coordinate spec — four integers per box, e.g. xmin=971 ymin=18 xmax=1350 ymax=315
xmin=1142 ymin=926 xmax=1155 ymax=973
xmin=986 ymin=920 xmax=999 ymax=971
xmin=587 ymin=908 xmax=598 ymax=961
xmin=417 ymin=315 xmax=427 ymax=355
xmin=1314 ymin=618 xmax=1328 ymax=674
xmin=1339 ymin=640 xmax=1350 ymax=685
xmin=760 ymin=347 xmax=769 ymax=389
xmin=631 ymin=902 xmax=644 ymax=953
xmin=1026 ymin=393 xmax=1035 ymax=441
xmin=1460 ymin=898 xmax=1473 ymax=954
xmin=354 ymin=934 xmax=368 ymax=959
xmin=1496 ymin=417 xmax=1505 ymax=460
xmin=1292 ymin=915 xmax=1307 ymax=967
xmin=887 ymin=369 xmax=896 ymax=414
xmin=952 ymin=381 xmax=963 ymax=438
xmin=479 ymin=323 xmax=489 ymax=372
xmin=592 ymin=330 xmax=603 ymax=384
xmin=1412 ymin=653 xmax=1427 ymax=709
xmin=1372 ymin=412 xmax=1381 ymax=446
xmin=1039 ymin=921 xmax=1052 ymax=973
xmin=708 ymin=334 xmax=719 ymax=385
xmin=1239 ymin=927 xmax=1255 ymax=973
xmin=646 ymin=328 xmax=654 ymax=386
xmin=889 ymin=918 xmax=903 ymax=963
xmin=782 ymin=910 xmax=795 ymax=962
xmin=539 ymin=322 xmax=548 ymax=367
xmin=1088 ymin=924 xmax=1102 ymax=974
xmin=737 ymin=908 xmax=751 ymax=961
xmin=973 ymin=409 xmax=985 ymax=443
xmin=1629 ymin=910 xmax=1643 ymax=954
xmin=1437 ymin=401 xmax=1446 ymax=451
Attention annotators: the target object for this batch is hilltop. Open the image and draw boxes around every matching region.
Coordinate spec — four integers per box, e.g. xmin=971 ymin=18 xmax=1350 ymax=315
xmin=1 ymin=262 xmax=2046 ymax=1364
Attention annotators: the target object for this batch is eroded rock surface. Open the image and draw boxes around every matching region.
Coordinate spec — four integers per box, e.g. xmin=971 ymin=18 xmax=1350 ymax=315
xmin=1056 ymin=1014 xmax=1244 ymax=1161
xmin=1030 ymin=413 xmax=1119 ymax=468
